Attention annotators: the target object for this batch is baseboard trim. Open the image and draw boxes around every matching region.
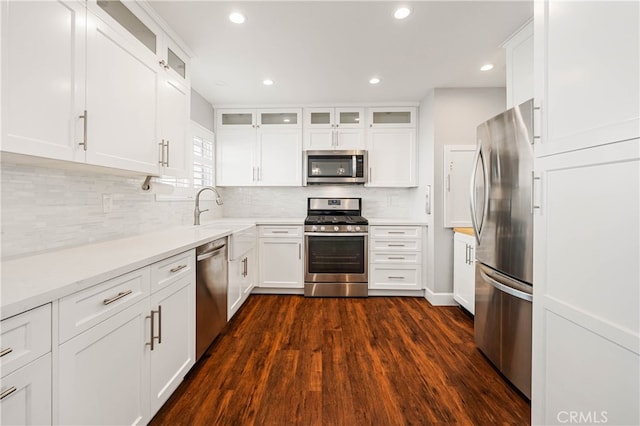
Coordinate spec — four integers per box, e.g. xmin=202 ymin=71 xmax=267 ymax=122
xmin=424 ymin=288 xmax=457 ymax=306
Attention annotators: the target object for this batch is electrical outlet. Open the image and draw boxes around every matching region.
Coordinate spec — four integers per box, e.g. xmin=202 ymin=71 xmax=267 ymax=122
xmin=102 ymin=194 xmax=112 ymax=213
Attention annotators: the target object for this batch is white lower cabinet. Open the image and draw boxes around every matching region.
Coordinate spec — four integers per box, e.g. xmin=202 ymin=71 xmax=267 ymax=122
xmin=58 ymin=299 xmax=150 ymax=425
xmin=0 ymin=304 xmax=52 ymax=425
xmin=369 ymin=226 xmax=423 ymax=291
xmin=149 ymin=275 xmax=195 ymax=414
xmin=453 ymin=231 xmax=475 ymax=314
xmin=1 ymin=353 xmax=52 ymax=426
xmin=57 ymin=250 xmax=195 ymax=424
xmin=258 ymin=226 xmax=303 ymax=289
xmin=228 ymin=226 xmax=257 ymax=319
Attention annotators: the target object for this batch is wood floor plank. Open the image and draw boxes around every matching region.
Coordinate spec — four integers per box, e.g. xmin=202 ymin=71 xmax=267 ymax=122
xmin=150 ymin=295 xmax=530 ymax=425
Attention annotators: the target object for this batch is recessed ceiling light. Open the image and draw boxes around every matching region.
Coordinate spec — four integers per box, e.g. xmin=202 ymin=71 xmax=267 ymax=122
xmin=394 ymin=7 xmax=411 ymax=20
xmin=480 ymin=63 xmax=495 ymax=71
xmin=263 ymin=79 xmax=274 ymax=86
xmin=369 ymin=77 xmax=381 ymax=85
xmin=229 ymin=12 xmax=246 ymax=24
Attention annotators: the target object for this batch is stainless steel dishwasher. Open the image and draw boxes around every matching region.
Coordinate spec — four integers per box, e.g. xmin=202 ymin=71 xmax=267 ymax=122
xmin=195 ymin=237 xmax=228 ymax=360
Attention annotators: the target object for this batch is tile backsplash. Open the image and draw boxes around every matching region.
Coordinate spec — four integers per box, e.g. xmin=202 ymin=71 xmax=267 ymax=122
xmin=2 ymin=161 xmax=419 ymax=259
xmin=1 ymin=161 xmax=222 ymax=259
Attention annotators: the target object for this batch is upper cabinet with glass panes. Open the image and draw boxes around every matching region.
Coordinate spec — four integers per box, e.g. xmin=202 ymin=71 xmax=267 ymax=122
xmin=92 ymin=0 xmax=190 ymax=82
xmin=366 ymin=107 xmax=416 ymax=128
xmin=217 ymin=109 xmax=301 ymax=130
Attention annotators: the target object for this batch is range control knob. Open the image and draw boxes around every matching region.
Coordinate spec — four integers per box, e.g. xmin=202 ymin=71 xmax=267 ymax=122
xmin=355 ymin=226 xmax=361 ymax=231
xmin=347 ymin=225 xmax=353 ymax=231
xmin=311 ymin=225 xmax=318 ymax=232
xmin=333 ymin=226 xmax=339 ymax=231
xmin=320 ymin=226 xmax=326 ymax=231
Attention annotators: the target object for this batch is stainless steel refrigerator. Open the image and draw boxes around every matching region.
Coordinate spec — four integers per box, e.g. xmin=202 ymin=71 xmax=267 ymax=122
xmin=471 ymin=99 xmax=533 ymax=399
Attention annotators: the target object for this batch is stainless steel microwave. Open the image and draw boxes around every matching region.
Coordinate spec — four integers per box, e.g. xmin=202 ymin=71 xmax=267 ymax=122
xmin=304 ymin=150 xmax=367 ymax=184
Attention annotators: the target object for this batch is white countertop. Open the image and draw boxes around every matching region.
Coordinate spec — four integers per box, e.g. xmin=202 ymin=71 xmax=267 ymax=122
xmin=1 ymin=216 xmax=425 ymax=319
xmin=367 ymin=218 xmax=429 ymax=226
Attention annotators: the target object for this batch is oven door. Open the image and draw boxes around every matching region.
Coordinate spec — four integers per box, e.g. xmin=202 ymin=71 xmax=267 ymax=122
xmin=304 ymin=233 xmax=368 ymax=283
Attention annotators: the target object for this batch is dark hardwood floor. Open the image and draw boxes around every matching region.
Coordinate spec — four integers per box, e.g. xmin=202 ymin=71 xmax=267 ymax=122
xmin=150 ymin=295 xmax=530 ymax=425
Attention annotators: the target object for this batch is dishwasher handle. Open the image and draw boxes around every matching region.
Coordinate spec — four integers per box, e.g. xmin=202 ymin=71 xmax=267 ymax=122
xmin=196 ymin=244 xmax=226 ymax=262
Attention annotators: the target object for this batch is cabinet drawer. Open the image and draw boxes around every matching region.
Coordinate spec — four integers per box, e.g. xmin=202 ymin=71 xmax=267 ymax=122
xmin=370 ymin=266 xmax=421 ymax=290
xmin=0 ymin=304 xmax=51 ymax=377
xmin=258 ymin=225 xmax=302 ymax=238
xmin=59 ymin=267 xmax=150 ymax=343
xmin=371 ymin=239 xmax=420 ymax=252
xmin=150 ymin=250 xmax=195 ymax=292
xmin=371 ymin=226 xmax=422 ymax=238
xmin=371 ymin=252 xmax=420 ymax=264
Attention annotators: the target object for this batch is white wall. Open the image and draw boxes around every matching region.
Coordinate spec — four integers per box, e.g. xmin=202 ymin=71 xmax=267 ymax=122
xmin=429 ymin=88 xmax=506 ymax=295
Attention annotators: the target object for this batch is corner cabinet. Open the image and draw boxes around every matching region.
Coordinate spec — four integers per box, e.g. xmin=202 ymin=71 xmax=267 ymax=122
xmin=303 ymin=107 xmax=365 ymax=150
xmin=216 ymin=109 xmax=303 ymax=186
xmin=366 ymin=107 xmax=418 ymax=187
xmin=453 ymin=231 xmax=475 ymax=314
xmin=1 ymin=0 xmax=191 ymax=177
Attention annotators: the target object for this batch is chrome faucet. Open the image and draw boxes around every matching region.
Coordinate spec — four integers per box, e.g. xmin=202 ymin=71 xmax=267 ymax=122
xmin=194 ymin=186 xmax=223 ymax=225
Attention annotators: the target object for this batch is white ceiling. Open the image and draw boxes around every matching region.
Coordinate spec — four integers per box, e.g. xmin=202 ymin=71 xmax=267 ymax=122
xmin=148 ymin=1 xmax=533 ymax=106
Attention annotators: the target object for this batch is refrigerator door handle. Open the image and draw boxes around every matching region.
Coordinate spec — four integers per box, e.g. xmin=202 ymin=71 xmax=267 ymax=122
xmin=470 ymin=143 xmax=489 ymax=245
xmin=478 ymin=266 xmax=533 ymax=302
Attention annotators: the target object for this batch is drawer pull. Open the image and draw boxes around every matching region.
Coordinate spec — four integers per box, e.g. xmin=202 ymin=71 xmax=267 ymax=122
xmin=169 ymin=264 xmax=188 ymax=273
xmin=388 ymin=244 xmax=405 ymax=247
xmin=103 ymin=290 xmax=133 ymax=305
xmin=388 ymin=257 xmax=405 ymax=260
xmin=388 ymin=231 xmax=406 ymax=234
xmin=388 ymin=276 xmax=406 ymax=280
xmin=271 ymin=230 xmax=289 ymax=234
xmin=0 ymin=348 xmax=13 ymax=358
xmin=0 ymin=386 xmax=17 ymax=400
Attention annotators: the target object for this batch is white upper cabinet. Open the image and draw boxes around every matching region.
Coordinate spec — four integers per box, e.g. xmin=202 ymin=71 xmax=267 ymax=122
xmin=367 ymin=107 xmax=416 ymax=128
xmin=366 ymin=107 xmax=418 ymax=187
xmin=84 ymin=8 xmax=160 ymax=174
xmin=216 ymin=108 xmax=302 ymax=186
xmin=503 ymin=20 xmax=534 ymax=109
xmin=303 ymin=107 xmax=365 ymax=150
xmin=1 ymin=0 xmax=86 ymax=163
xmin=534 ymin=1 xmax=639 ymax=156
xmin=1 ymin=0 xmax=191 ymax=176
xmin=443 ymin=145 xmax=475 ymax=228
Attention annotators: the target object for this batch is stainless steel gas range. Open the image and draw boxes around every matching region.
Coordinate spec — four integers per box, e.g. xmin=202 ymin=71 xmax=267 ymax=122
xmin=304 ymin=197 xmax=368 ymax=297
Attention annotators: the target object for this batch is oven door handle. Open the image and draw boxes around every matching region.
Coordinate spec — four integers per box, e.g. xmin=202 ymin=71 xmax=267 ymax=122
xmin=304 ymin=232 xmax=368 ymax=237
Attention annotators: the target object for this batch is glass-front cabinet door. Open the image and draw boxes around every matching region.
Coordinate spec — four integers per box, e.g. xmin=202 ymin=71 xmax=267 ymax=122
xmin=367 ymin=107 xmax=416 ymax=128
xmin=217 ymin=110 xmax=256 ymax=130
xmin=336 ymin=108 xmax=364 ymax=129
xmin=258 ymin=109 xmax=301 ymax=128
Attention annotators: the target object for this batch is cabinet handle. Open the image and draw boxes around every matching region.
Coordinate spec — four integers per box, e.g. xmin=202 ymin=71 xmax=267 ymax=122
xmin=465 ymin=244 xmax=470 ymax=264
xmin=0 ymin=348 xmax=13 ymax=358
xmin=531 ymin=172 xmax=542 ymax=213
xmin=147 ymin=309 xmax=155 ymax=351
xmin=388 ymin=276 xmax=405 ymax=280
xmin=158 ymin=140 xmax=165 ymax=165
xmin=170 ymin=264 xmax=187 ymax=273
xmin=388 ymin=231 xmax=405 ymax=234
xmin=272 ymin=230 xmax=289 ymax=234
xmin=388 ymin=256 xmax=405 ymax=260
xmin=146 ymin=306 xmax=161 ymax=350
xmin=243 ymin=257 xmax=248 ymax=277
xmin=388 ymin=244 xmax=405 ymax=247
xmin=159 ymin=59 xmax=169 ymax=70
xmin=165 ymin=140 xmax=170 ymax=167
xmin=298 ymin=243 xmax=301 ymax=260
xmin=78 ymin=110 xmax=88 ymax=151
xmin=447 ymin=174 xmax=451 ymax=192
xmin=157 ymin=305 xmax=162 ymax=345
xmin=103 ymin=289 xmax=133 ymax=305
xmin=0 ymin=386 xmax=17 ymax=400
